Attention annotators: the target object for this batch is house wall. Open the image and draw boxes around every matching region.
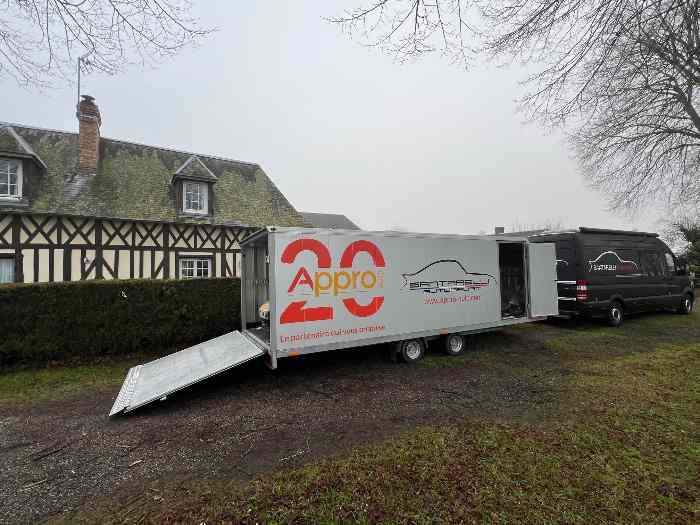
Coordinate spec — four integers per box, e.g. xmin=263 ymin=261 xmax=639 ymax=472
xmin=0 ymin=213 xmax=249 ymax=284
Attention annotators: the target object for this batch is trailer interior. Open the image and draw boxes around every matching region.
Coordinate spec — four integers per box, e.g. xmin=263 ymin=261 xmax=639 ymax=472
xmin=499 ymin=242 xmax=527 ymax=319
xmin=241 ymin=231 xmax=271 ymax=348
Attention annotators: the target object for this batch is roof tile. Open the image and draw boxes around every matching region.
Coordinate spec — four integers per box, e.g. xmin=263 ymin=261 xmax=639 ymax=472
xmin=300 ymin=212 xmax=360 ymax=230
xmin=1 ymin=124 xmax=305 ymax=228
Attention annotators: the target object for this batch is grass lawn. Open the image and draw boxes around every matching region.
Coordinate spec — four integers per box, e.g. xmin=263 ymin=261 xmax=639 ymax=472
xmin=43 ymin=311 xmax=700 ymax=523
xmin=0 ymin=356 xmax=141 ymax=406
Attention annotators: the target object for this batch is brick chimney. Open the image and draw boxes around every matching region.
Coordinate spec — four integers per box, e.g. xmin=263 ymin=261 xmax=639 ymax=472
xmin=76 ymin=95 xmax=101 ymax=174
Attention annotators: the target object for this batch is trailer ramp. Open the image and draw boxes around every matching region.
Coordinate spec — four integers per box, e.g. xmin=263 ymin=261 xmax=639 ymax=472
xmin=109 ymin=331 xmax=264 ymax=416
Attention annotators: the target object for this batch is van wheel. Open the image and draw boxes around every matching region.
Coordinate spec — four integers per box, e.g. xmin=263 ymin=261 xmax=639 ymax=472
xmin=443 ymin=334 xmax=467 ymax=356
xmin=398 ymin=339 xmax=424 ymax=363
xmin=607 ymin=301 xmax=624 ymax=327
xmin=677 ymin=294 xmax=694 ymax=315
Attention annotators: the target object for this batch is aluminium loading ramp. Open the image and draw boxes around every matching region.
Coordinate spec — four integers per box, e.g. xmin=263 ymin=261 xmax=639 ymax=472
xmin=109 ymin=331 xmax=264 ymax=416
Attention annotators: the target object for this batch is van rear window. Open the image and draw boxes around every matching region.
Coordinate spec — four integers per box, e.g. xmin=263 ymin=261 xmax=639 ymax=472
xmin=554 ymin=242 xmax=576 ymax=281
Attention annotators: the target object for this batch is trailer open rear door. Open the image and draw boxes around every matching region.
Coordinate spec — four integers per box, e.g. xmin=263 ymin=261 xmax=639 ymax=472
xmin=527 ymin=242 xmax=559 ymax=317
xmin=109 ymin=331 xmax=264 ymax=416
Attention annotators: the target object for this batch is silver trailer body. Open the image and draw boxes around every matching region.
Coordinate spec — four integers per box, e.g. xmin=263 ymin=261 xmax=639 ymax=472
xmin=110 ymin=228 xmax=557 ymax=415
xmin=242 ymin=228 xmax=557 ymax=367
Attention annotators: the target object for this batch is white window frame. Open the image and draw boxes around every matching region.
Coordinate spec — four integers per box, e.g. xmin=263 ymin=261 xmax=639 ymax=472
xmin=179 ymin=257 xmax=212 ymax=279
xmin=182 ymin=181 xmax=208 ymax=215
xmin=0 ymin=158 xmax=22 ymax=200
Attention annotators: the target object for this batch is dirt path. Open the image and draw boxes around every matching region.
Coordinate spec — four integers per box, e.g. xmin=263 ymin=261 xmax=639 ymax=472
xmin=1 ymin=325 xmax=563 ymax=524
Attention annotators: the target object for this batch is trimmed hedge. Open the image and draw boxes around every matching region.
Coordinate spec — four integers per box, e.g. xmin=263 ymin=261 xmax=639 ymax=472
xmin=0 ymin=278 xmax=240 ymax=368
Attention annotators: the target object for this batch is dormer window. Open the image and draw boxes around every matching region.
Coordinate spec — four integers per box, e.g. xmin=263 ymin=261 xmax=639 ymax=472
xmin=0 ymin=158 xmax=21 ymax=199
xmin=172 ymin=156 xmax=216 ymax=217
xmin=183 ymin=181 xmax=208 ymax=214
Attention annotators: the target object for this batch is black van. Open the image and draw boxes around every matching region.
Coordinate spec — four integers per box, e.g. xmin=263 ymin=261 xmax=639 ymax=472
xmin=530 ymin=227 xmax=695 ymax=326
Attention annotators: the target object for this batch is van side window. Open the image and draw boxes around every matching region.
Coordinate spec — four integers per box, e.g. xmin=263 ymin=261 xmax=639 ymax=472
xmin=585 ymin=247 xmax=640 ymax=276
xmin=641 ymin=251 xmax=664 ymax=277
xmin=617 ymin=249 xmax=640 ymax=273
xmin=664 ymin=252 xmax=675 ymax=274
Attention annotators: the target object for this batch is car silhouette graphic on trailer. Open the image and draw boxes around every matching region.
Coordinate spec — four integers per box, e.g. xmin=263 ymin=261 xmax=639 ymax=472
xmin=587 ymin=251 xmax=640 ymax=275
xmin=401 ymin=259 xmax=496 ymax=294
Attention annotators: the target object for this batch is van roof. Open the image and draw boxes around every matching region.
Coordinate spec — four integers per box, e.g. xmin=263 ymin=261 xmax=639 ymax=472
xmin=577 ymin=227 xmax=658 ymax=237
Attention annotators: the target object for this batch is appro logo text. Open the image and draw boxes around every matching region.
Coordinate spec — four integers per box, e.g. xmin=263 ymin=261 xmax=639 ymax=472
xmin=280 ymin=238 xmax=386 ymax=323
xmin=288 ymin=266 xmax=384 ymax=297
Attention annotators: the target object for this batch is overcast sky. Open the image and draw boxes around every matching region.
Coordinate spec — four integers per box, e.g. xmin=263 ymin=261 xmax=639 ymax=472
xmin=1 ymin=1 xmax=665 ymax=235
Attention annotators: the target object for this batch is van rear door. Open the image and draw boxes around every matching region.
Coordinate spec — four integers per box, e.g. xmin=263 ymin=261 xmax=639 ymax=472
xmin=527 ymin=242 xmax=558 ymax=317
xmin=553 ymin=239 xmax=577 ymax=306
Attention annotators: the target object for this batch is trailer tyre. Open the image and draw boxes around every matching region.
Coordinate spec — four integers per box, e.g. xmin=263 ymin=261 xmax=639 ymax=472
xmin=607 ymin=300 xmax=624 ymax=327
xmin=398 ymin=339 xmax=424 ymax=363
xmin=443 ymin=334 xmax=467 ymax=356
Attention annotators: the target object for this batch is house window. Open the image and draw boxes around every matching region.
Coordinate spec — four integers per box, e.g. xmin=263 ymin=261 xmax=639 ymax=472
xmin=0 ymin=257 xmax=15 ymax=283
xmin=183 ymin=181 xmax=208 ymax=214
xmin=0 ymin=158 xmax=22 ymax=199
xmin=180 ymin=257 xmax=211 ymax=279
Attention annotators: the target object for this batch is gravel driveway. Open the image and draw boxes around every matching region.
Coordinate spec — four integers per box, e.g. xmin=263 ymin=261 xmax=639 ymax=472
xmin=1 ymin=325 xmax=561 ymax=524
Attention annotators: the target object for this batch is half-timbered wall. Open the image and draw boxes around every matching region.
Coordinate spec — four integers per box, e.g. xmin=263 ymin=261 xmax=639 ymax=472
xmin=0 ymin=213 xmax=251 ymax=284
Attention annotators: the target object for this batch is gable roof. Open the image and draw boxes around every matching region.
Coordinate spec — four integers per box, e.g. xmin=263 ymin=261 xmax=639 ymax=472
xmin=0 ymin=123 xmax=305 ymax=228
xmin=0 ymin=125 xmax=47 ymax=170
xmin=300 ymin=212 xmax=360 ymax=230
xmin=172 ymin=155 xmax=218 ymax=183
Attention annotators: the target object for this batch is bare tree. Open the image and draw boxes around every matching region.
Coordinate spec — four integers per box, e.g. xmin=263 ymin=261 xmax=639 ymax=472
xmin=0 ymin=0 xmax=211 ymax=87
xmin=329 ymin=0 xmax=478 ymax=65
xmin=329 ymin=1 xmax=700 ymax=209
xmin=664 ymin=213 xmax=700 ymax=269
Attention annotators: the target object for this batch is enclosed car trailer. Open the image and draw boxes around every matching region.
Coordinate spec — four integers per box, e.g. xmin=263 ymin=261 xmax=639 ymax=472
xmin=110 ymin=228 xmax=558 ymax=416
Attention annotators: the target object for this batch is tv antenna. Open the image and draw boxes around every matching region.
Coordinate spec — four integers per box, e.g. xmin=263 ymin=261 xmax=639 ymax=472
xmin=77 ymin=52 xmax=93 ymax=103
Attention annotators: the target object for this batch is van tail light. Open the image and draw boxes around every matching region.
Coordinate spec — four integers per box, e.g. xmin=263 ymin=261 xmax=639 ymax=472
xmin=576 ymin=280 xmax=589 ymax=301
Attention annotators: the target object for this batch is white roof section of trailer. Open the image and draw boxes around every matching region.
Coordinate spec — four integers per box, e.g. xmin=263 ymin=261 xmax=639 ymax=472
xmin=252 ymin=226 xmax=531 ymax=243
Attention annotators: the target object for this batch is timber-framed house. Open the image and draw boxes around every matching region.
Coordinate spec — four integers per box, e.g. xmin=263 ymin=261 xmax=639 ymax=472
xmin=0 ymin=96 xmax=305 ymax=284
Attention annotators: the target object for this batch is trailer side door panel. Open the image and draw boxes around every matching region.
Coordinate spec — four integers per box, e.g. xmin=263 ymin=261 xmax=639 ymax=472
xmin=528 ymin=242 xmax=558 ymax=317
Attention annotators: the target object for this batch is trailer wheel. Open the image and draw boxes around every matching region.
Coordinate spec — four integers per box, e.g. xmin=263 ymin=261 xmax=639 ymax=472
xmin=443 ymin=334 xmax=467 ymax=356
xmin=398 ymin=339 xmax=424 ymax=363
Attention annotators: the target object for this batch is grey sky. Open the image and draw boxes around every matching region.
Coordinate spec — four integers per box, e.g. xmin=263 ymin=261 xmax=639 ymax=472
xmin=1 ymin=1 xmax=663 ymax=235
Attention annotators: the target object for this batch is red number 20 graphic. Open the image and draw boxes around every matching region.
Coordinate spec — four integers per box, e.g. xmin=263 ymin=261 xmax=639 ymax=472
xmin=279 ymin=239 xmax=385 ymax=324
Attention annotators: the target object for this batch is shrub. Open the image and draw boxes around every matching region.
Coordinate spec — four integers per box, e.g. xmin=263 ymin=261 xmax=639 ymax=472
xmin=0 ymin=278 xmax=240 ymax=368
